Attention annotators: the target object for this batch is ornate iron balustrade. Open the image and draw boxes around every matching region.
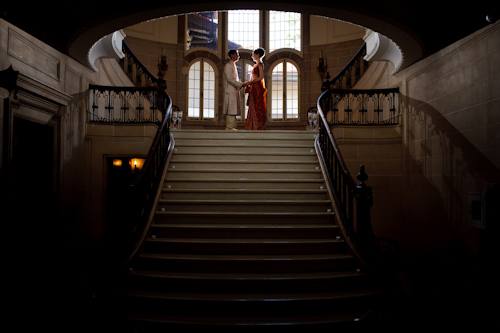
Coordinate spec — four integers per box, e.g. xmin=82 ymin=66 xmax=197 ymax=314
xmin=316 ymin=45 xmax=400 ymax=273
xmin=322 ymin=43 xmax=368 ymax=91
xmin=89 ymin=84 xmax=166 ymax=123
xmin=123 ymin=97 xmax=173 ymax=264
xmin=120 ymin=41 xmax=166 ymax=89
xmin=322 ymin=88 xmax=400 ymax=126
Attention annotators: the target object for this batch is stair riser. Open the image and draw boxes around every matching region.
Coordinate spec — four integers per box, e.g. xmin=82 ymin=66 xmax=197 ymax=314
xmin=171 ymin=154 xmax=319 ymax=162
xmin=174 ymin=146 xmax=316 ymax=154
xmin=134 ymin=257 xmax=355 ymax=273
xmin=169 ymin=162 xmax=320 ymax=171
xmin=116 ymin=294 xmax=380 ymax=317
xmin=172 ymin=131 xmax=318 ymax=140
xmin=160 ymin=191 xmax=328 ymax=201
xmin=175 ymin=139 xmax=314 ymax=145
xmin=149 ymin=227 xmax=339 ymax=239
xmin=166 ymin=170 xmax=323 ymax=180
xmin=122 ymin=275 xmax=370 ymax=294
xmin=153 ymin=213 xmax=335 ymax=225
xmin=157 ymin=202 xmax=332 ymax=213
xmin=143 ymin=241 xmax=346 ymax=255
xmin=163 ymin=180 xmax=326 ymax=190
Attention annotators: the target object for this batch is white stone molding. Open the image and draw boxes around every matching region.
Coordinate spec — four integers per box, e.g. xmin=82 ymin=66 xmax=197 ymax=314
xmin=87 ymin=30 xmax=126 ymax=72
xmin=364 ymin=31 xmax=403 ymax=74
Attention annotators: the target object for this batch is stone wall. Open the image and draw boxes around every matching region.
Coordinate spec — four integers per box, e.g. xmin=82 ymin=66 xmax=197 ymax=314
xmin=340 ymin=22 xmax=500 ymax=269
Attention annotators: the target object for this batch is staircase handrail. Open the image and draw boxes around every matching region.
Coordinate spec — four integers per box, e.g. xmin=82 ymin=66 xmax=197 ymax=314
xmin=322 ymin=43 xmax=367 ymax=90
xmin=122 ymin=86 xmax=172 ymax=265
xmin=120 ymin=41 xmax=166 ymax=89
xmin=88 ymin=83 xmax=173 ymax=266
xmin=316 ymin=44 xmax=399 ymax=272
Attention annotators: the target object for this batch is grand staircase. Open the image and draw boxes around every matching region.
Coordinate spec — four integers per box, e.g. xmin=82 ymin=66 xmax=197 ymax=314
xmin=106 ymin=129 xmax=390 ymax=329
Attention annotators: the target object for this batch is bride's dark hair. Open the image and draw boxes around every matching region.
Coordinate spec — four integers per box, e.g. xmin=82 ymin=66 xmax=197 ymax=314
xmin=254 ymin=48 xmax=265 ymax=59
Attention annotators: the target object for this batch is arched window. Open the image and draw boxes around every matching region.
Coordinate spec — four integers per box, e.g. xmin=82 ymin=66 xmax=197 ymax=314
xmin=187 ymin=59 xmax=216 ymax=119
xmin=270 ymin=60 xmax=299 ymax=120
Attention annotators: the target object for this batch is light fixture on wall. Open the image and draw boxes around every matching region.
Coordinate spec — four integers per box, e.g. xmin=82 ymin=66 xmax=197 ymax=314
xmin=129 ymin=158 xmax=145 ymax=174
xmin=318 ymin=50 xmax=327 ymax=79
xmin=158 ymin=48 xmax=168 ymax=78
xmin=158 ymin=48 xmax=168 ymax=90
xmin=112 ymin=159 xmax=123 ymax=167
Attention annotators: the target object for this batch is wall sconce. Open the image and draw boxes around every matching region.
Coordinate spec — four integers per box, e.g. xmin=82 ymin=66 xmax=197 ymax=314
xmin=112 ymin=159 xmax=123 ymax=167
xmin=318 ymin=50 xmax=327 ymax=79
xmin=129 ymin=158 xmax=145 ymax=173
xmin=158 ymin=48 xmax=168 ymax=79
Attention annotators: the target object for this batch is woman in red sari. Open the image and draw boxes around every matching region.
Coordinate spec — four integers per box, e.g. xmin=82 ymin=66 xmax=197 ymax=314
xmin=245 ymin=48 xmax=267 ymax=130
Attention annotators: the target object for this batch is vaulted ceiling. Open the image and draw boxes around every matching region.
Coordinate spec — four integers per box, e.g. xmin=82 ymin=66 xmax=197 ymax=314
xmin=2 ymin=1 xmax=496 ymax=71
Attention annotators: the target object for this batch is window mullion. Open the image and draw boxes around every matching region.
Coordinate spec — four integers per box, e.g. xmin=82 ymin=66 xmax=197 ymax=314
xmin=283 ymin=61 xmax=287 ymax=120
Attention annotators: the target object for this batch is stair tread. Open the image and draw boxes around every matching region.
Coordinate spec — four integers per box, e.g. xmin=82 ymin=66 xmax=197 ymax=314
xmin=117 ymin=288 xmax=382 ymax=301
xmin=147 ymin=238 xmax=343 ymax=244
xmin=158 ymin=199 xmax=331 ymax=204
xmin=128 ymin=312 xmax=368 ymax=325
xmin=152 ymin=223 xmax=338 ymax=229
xmin=128 ymin=270 xmax=362 ymax=280
xmin=167 ymin=169 xmax=321 ymax=173
xmin=176 ymin=143 xmax=314 ymax=147
xmin=155 ymin=211 xmax=334 ymax=216
xmin=173 ymin=151 xmax=316 ymax=155
xmin=171 ymin=161 xmax=318 ymax=165
xmin=164 ymin=178 xmax=325 ymax=183
xmin=139 ymin=253 xmax=352 ymax=260
xmin=162 ymin=188 xmax=327 ymax=193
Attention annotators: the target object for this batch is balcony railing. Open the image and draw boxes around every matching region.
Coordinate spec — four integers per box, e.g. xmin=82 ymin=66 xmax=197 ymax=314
xmin=321 ymin=88 xmax=399 ymax=126
xmin=88 ymin=84 xmax=166 ymax=123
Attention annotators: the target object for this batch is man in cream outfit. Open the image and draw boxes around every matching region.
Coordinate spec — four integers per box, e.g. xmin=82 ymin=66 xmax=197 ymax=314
xmin=223 ymin=50 xmax=247 ymax=130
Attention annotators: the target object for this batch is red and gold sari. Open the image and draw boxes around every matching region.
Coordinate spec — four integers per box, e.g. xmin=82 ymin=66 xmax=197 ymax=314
xmin=245 ymin=63 xmax=267 ymax=130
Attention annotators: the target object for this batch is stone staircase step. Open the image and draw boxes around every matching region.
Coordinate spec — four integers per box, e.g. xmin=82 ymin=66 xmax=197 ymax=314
xmin=171 ymin=152 xmax=319 ymax=162
xmin=172 ymin=129 xmax=318 ymax=140
xmin=125 ymin=271 xmax=369 ymax=294
xmin=153 ymin=211 xmax=335 ymax=224
xmin=113 ymin=289 xmax=384 ymax=321
xmin=174 ymin=138 xmax=314 ymax=146
xmin=166 ymin=169 xmax=323 ymax=180
xmin=169 ymin=160 xmax=320 ymax=170
xmin=134 ymin=253 xmax=355 ymax=273
xmin=149 ymin=223 xmax=339 ymax=238
xmin=174 ymin=145 xmax=316 ymax=154
xmin=161 ymin=188 xmax=329 ymax=200
xmin=143 ymin=237 xmax=345 ymax=255
xmin=125 ymin=312 xmax=368 ymax=327
xmin=156 ymin=199 xmax=332 ymax=213
xmin=163 ymin=178 xmax=326 ymax=190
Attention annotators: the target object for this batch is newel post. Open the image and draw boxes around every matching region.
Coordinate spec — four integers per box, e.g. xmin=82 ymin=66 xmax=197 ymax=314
xmin=355 ymin=165 xmax=375 ymax=247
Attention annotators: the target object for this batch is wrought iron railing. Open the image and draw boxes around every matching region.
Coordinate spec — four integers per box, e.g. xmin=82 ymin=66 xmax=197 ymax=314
xmin=122 ymin=88 xmax=173 ymax=265
xmin=316 ymin=43 xmax=400 ymax=272
xmin=89 ymin=84 xmax=165 ymax=123
xmin=87 ymin=83 xmax=173 ymax=265
xmin=322 ymin=43 xmax=368 ymax=91
xmin=322 ymin=88 xmax=399 ymax=126
xmin=123 ymin=96 xmax=173 ymax=264
xmin=119 ymin=41 xmax=166 ymax=89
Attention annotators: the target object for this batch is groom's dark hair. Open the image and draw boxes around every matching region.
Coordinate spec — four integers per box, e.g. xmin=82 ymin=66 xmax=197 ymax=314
xmin=228 ymin=50 xmax=237 ymax=58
